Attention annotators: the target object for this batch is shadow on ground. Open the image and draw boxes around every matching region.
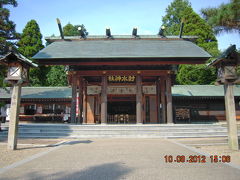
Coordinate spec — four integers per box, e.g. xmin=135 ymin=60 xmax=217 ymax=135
xmin=17 ymin=140 xmax=93 ymax=150
xmin=2 ymin=162 xmax=131 ymax=180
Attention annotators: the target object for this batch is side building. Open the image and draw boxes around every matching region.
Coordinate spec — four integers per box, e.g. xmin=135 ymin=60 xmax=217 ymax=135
xmin=0 ymin=85 xmax=240 ymax=124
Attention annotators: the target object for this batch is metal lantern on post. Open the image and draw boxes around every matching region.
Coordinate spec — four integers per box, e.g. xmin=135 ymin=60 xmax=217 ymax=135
xmin=0 ymin=49 xmax=37 ymax=150
xmin=208 ymin=45 xmax=240 ymax=150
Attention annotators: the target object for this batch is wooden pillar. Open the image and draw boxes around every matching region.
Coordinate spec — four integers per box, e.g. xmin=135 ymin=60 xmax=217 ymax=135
xmin=71 ymin=77 xmax=77 ymax=123
xmin=156 ymin=78 xmax=161 ymax=123
xmin=82 ymin=80 xmax=87 ymax=124
xmin=101 ymin=75 xmax=107 ymax=124
xmin=224 ymin=84 xmax=239 ymax=150
xmin=166 ymin=75 xmax=173 ymax=124
xmin=160 ymin=77 xmax=166 ymax=123
xmin=8 ymin=84 xmax=21 ymax=150
xmin=77 ymin=77 xmax=83 ymax=124
xmin=136 ymin=74 xmax=143 ymax=124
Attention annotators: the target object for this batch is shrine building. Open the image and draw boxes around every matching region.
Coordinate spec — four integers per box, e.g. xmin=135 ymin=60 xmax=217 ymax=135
xmin=32 ymin=30 xmax=211 ymax=124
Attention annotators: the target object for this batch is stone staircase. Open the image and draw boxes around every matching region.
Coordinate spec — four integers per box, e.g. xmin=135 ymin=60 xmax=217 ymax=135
xmin=1 ymin=123 xmax=239 ymax=139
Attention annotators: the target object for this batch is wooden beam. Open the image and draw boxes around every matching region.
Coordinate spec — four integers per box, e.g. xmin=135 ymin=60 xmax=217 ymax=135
xmin=136 ymin=74 xmax=143 ymax=124
xmin=101 ymin=75 xmax=107 ymax=124
xmin=160 ymin=77 xmax=166 ymax=123
xmin=166 ymin=75 xmax=173 ymax=123
xmin=70 ymin=77 xmax=77 ymax=123
xmin=75 ymin=70 xmax=172 ymax=76
xmin=37 ymin=59 xmax=206 ymax=66
xmin=77 ymin=77 xmax=83 ymax=124
xmin=156 ymin=78 xmax=161 ymax=123
xmin=82 ymin=80 xmax=87 ymax=124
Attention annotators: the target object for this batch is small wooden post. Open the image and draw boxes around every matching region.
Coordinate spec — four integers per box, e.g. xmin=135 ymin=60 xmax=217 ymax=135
xmin=82 ymin=80 xmax=87 ymax=124
xmin=166 ymin=75 xmax=173 ymax=124
xmin=8 ymin=84 xmax=22 ymax=150
xmin=101 ymin=75 xmax=107 ymax=124
xmin=136 ymin=74 xmax=143 ymax=124
xmin=224 ymin=84 xmax=239 ymax=150
xmin=71 ymin=77 xmax=77 ymax=123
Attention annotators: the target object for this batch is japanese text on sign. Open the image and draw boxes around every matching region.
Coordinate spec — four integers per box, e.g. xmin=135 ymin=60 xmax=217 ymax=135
xmin=108 ymin=76 xmax=136 ymax=83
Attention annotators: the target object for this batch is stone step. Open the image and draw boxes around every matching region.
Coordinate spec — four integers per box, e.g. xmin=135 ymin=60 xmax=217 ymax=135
xmin=16 ymin=125 xmax=225 ymax=130
xmin=1 ymin=130 xmax=238 ymax=137
xmin=0 ymin=134 xmax=231 ymax=139
xmin=1 ymin=128 xmax=228 ymax=133
xmin=0 ymin=123 xmax=238 ymax=139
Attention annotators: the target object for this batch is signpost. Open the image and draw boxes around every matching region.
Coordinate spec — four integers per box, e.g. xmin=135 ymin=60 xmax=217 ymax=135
xmin=208 ymin=45 xmax=240 ymax=150
xmin=0 ymin=49 xmax=37 ymax=150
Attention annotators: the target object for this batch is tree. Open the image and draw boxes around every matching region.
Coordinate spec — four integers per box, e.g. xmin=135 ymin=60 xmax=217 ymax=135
xmin=0 ymin=0 xmax=19 ymax=88
xmin=201 ymin=0 xmax=240 ymax=34
xmin=17 ymin=20 xmax=47 ymax=86
xmin=0 ymin=0 xmax=19 ymax=54
xmin=63 ymin=23 xmax=88 ymax=37
xmin=42 ymin=23 xmax=89 ymax=87
xmin=18 ymin=20 xmax=44 ymax=58
xmin=162 ymin=0 xmax=219 ymax=85
xmin=46 ymin=66 xmax=68 ymax=86
xmin=176 ymin=65 xmax=216 ymax=85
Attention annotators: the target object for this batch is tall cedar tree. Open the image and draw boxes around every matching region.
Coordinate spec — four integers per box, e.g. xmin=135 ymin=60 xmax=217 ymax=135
xmin=162 ymin=0 xmax=219 ymax=85
xmin=0 ymin=0 xmax=19 ymax=88
xmin=17 ymin=20 xmax=46 ymax=86
xmin=45 ymin=23 xmax=88 ymax=86
xmin=201 ymin=0 xmax=240 ymax=34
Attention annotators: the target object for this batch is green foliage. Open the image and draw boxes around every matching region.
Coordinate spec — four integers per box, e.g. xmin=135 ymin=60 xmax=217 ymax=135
xmin=176 ymin=65 xmax=216 ymax=85
xmin=0 ymin=0 xmax=19 ymax=87
xmin=162 ymin=0 xmax=220 ymax=85
xmin=63 ymin=23 xmax=88 ymax=36
xmin=0 ymin=0 xmax=19 ymax=54
xmin=0 ymin=65 xmax=7 ymax=88
xmin=17 ymin=19 xmax=48 ymax=86
xmin=201 ymin=0 xmax=240 ymax=34
xmin=18 ymin=20 xmax=44 ymax=58
xmin=46 ymin=66 xmax=68 ymax=86
xmin=28 ymin=66 xmax=50 ymax=86
xmin=0 ymin=0 xmax=17 ymax=7
xmin=45 ymin=22 xmax=88 ymax=86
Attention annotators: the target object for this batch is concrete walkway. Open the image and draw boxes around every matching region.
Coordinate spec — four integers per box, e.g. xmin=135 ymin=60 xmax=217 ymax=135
xmin=0 ymin=139 xmax=239 ymax=180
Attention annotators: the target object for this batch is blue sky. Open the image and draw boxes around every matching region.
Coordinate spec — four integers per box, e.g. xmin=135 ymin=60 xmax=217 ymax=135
xmin=7 ymin=0 xmax=239 ymax=51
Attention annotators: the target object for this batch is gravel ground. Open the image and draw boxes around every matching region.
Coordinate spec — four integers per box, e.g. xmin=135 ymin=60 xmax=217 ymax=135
xmin=0 ymin=139 xmax=62 ymax=168
xmin=196 ymin=145 xmax=240 ymax=166
xmin=0 ymin=138 xmax=240 ymax=180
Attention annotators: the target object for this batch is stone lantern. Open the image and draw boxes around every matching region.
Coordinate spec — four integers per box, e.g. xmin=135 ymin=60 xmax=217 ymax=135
xmin=0 ymin=49 xmax=37 ymax=150
xmin=208 ymin=45 xmax=240 ymax=150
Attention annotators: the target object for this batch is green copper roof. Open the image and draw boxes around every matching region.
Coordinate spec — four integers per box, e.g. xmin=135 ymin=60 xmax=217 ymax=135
xmin=0 ymin=85 xmax=240 ymax=99
xmin=0 ymin=87 xmax=71 ymax=99
xmin=173 ymin=85 xmax=240 ymax=96
xmin=33 ymin=39 xmax=211 ymax=60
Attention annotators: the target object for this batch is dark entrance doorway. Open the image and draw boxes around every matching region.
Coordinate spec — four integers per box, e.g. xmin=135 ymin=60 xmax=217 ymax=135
xmin=107 ymin=96 xmax=136 ymax=124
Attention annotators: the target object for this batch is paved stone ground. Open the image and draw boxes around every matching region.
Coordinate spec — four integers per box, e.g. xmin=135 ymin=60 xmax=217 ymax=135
xmin=0 ymin=138 xmax=240 ymax=180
